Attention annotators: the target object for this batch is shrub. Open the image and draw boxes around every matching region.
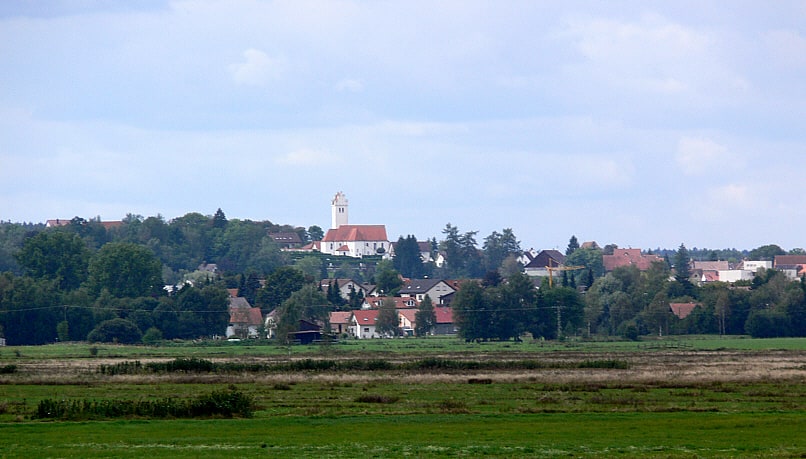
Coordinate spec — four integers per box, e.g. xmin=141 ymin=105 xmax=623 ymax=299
xmin=355 ymin=394 xmax=399 ymax=404
xmin=0 ymin=364 xmax=17 ymax=374
xmin=141 ymin=327 xmax=163 ymax=345
xmin=87 ymin=318 xmax=142 ymax=344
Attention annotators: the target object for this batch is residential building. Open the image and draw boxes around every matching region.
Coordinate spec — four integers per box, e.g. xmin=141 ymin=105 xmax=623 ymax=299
xmin=602 ymin=248 xmax=664 ymax=272
xmin=398 ymin=278 xmax=456 ymax=304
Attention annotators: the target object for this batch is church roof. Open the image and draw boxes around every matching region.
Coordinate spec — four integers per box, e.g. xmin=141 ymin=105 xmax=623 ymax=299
xmin=322 ymin=224 xmax=388 ymax=242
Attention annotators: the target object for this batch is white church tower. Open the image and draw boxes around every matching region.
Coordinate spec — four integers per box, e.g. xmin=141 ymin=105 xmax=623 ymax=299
xmin=331 ymin=191 xmax=348 ymax=229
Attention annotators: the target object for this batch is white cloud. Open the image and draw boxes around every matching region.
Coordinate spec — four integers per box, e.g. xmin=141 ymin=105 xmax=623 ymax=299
xmin=229 ymin=48 xmax=286 ymax=86
xmin=675 ymin=136 xmax=729 ymax=176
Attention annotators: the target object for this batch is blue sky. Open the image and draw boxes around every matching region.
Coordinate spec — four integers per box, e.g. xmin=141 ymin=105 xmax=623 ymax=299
xmin=1 ymin=1 xmax=805 ymax=251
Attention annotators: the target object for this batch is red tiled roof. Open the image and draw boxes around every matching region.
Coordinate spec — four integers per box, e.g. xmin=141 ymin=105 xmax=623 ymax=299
xmin=603 ymin=249 xmax=663 ymax=271
xmin=352 ymin=309 xmax=379 ymax=323
xmin=365 ymin=296 xmax=419 ymax=309
xmin=322 ymin=225 xmax=388 ymax=242
xmin=329 ymin=311 xmax=352 ymax=325
xmin=669 ymin=303 xmax=699 ymax=319
xmin=397 ymin=308 xmax=417 ymax=324
xmin=434 ymin=306 xmax=453 ymax=324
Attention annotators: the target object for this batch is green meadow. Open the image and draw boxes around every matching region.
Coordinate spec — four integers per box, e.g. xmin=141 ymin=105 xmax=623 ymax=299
xmin=1 ymin=336 xmax=804 ymax=458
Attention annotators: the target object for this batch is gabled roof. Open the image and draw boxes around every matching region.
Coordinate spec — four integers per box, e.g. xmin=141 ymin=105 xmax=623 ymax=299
xmin=352 ymin=309 xmax=379 ymax=324
xmin=329 ymin=311 xmax=353 ymax=325
xmin=229 ymin=307 xmax=263 ymax=326
xmin=693 ymin=261 xmax=730 ymax=271
xmin=434 ymin=306 xmax=453 ymax=324
xmin=228 ymin=297 xmax=252 ymax=309
xmin=524 ymin=250 xmax=566 ymax=268
xmin=322 ymin=225 xmax=388 ymax=242
xmin=400 ymin=278 xmax=445 ymax=294
xmin=669 ymin=302 xmax=699 ymax=320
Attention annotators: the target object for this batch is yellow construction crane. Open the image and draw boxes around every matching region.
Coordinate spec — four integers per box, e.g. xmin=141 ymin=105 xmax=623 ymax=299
xmin=545 ymin=261 xmax=585 ymax=288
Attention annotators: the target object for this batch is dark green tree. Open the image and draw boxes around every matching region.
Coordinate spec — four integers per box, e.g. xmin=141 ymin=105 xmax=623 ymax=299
xmin=256 ymin=266 xmax=306 ymax=311
xmin=376 ymin=297 xmax=399 ymax=337
xmin=566 ymin=235 xmax=580 ymax=256
xmin=451 ymin=280 xmax=488 ymax=342
xmin=16 ymin=230 xmax=90 ymax=290
xmin=86 ymin=242 xmax=163 ymax=298
xmin=87 ymin=318 xmax=142 ymax=344
xmin=748 ymin=244 xmax=786 ymax=261
xmin=212 ymin=208 xmax=228 ymax=229
xmin=393 ymin=235 xmax=424 ymax=278
xmin=307 ymin=225 xmax=324 ymax=241
xmin=482 ymin=228 xmax=521 ymax=273
xmin=374 ymin=260 xmax=403 ymax=295
xmin=274 ymin=285 xmax=329 ymax=343
xmin=414 ymin=295 xmax=436 ymax=336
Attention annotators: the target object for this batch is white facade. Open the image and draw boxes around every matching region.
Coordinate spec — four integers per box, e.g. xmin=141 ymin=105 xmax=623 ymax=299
xmin=742 ymin=260 xmax=773 ymax=272
xmin=718 ymin=270 xmax=755 ymax=283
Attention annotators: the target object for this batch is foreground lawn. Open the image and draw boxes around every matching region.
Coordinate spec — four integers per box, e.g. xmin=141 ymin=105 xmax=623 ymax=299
xmin=1 ymin=412 xmax=803 ymax=458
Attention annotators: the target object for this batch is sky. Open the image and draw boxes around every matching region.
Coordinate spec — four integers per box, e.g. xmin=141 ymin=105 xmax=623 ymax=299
xmin=1 ymin=1 xmax=805 ymax=252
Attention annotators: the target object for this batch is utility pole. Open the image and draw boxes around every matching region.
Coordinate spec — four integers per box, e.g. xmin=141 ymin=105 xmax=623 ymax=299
xmin=556 ymin=303 xmax=562 ymax=340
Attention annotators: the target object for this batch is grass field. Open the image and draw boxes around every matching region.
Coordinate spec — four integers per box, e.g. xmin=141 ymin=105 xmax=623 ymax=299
xmin=1 ymin=336 xmax=804 ymax=458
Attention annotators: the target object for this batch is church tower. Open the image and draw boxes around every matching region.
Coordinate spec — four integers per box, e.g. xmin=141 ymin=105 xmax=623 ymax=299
xmin=331 ymin=191 xmax=348 ymax=229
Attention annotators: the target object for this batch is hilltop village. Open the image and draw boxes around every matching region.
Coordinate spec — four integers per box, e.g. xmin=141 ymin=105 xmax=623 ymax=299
xmin=0 ymin=192 xmax=804 ymax=346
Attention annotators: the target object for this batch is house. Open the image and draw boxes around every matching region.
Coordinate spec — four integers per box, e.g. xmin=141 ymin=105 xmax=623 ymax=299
xmin=362 ymin=296 xmax=419 ymax=310
xmin=398 ymin=278 xmax=456 ymax=304
xmin=329 ymin=311 xmax=353 ymax=336
xmin=523 ymin=250 xmax=566 ymax=278
xmin=198 ymin=262 xmax=219 ymax=274
xmin=602 ymin=248 xmax=664 ymax=272
xmin=319 ymin=192 xmax=390 ymax=258
xmin=669 ymin=302 xmax=699 ymax=320
xmin=718 ymin=269 xmax=755 ymax=283
xmin=351 ymin=309 xmax=381 ymax=339
xmin=319 ymin=278 xmax=374 ymax=301
xmin=773 ymin=255 xmax=806 ymax=280
xmin=741 ymin=260 xmax=772 ymax=273
xmin=432 ymin=306 xmax=456 ymax=335
xmin=517 ymin=249 xmax=538 ymax=267
xmin=397 ymin=308 xmax=418 ymax=336
xmin=226 ymin=297 xmax=263 ymax=339
xmin=269 ymin=232 xmax=303 ymax=249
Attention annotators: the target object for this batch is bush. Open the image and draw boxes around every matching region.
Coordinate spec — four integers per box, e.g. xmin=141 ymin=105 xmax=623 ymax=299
xmin=141 ymin=327 xmax=163 ymax=345
xmin=87 ymin=318 xmax=142 ymax=344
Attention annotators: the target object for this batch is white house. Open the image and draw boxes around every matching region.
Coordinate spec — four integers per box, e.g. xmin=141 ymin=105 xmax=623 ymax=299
xmin=351 ymin=309 xmax=381 ymax=339
xmin=718 ymin=270 xmax=755 ymax=283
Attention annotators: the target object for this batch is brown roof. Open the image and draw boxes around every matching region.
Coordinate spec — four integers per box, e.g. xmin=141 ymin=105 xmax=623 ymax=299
xmin=229 ymin=307 xmax=263 ymax=326
xmin=397 ymin=308 xmax=417 ymax=324
xmin=322 ymin=225 xmax=388 ymax=242
xmin=603 ymin=249 xmax=663 ymax=271
xmin=774 ymin=255 xmax=806 ymax=267
xmin=669 ymin=303 xmax=699 ymax=319
xmin=693 ymin=261 xmax=730 ymax=271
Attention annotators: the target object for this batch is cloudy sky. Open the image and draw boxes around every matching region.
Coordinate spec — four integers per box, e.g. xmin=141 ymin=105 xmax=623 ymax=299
xmin=1 ymin=1 xmax=805 ymax=251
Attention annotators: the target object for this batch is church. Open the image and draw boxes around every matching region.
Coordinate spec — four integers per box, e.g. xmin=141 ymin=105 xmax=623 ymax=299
xmin=319 ymin=192 xmax=390 ymax=258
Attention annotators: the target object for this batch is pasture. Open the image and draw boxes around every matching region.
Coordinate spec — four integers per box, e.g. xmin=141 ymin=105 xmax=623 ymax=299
xmin=1 ymin=336 xmax=805 ymax=458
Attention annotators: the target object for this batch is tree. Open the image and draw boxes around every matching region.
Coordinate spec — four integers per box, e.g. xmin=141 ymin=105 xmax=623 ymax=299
xmin=87 ymin=318 xmax=142 ymax=344
xmin=376 ymin=297 xmax=399 ymax=337
xmin=374 ymin=260 xmax=403 ymax=295
xmin=212 ymin=208 xmax=228 ymax=229
xmin=670 ymin=243 xmax=694 ymax=297
xmin=86 ymin=242 xmax=163 ymax=298
xmin=393 ymin=235 xmax=424 ymax=278
xmin=440 ymin=223 xmax=483 ymax=278
xmin=256 ymin=266 xmax=306 ymax=310
xmin=482 ymin=228 xmax=521 ymax=273
xmin=274 ymin=285 xmax=329 ymax=343
xmin=415 ymin=295 xmax=436 ymax=336
xmin=16 ymin=230 xmax=90 ymax=290
xmin=566 ymin=235 xmax=580 ymax=256
xmin=307 ymin=225 xmax=324 ymax=242
xmin=452 ymin=281 xmax=488 ymax=341
xmin=748 ymin=244 xmax=786 ymax=261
